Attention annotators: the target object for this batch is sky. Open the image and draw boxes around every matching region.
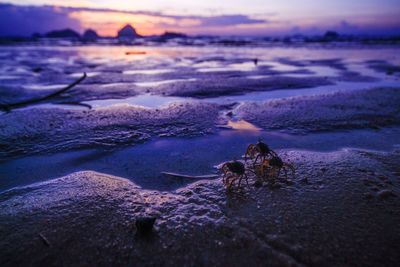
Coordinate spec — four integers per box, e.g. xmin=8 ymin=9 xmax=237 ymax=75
xmin=1 ymin=0 xmax=400 ymax=37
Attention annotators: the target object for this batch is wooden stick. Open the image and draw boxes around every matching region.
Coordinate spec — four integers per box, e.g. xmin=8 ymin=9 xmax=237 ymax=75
xmin=39 ymin=233 xmax=51 ymax=247
xmin=161 ymin=172 xmax=218 ymax=180
xmin=0 ymin=72 xmax=87 ymax=112
xmin=57 ymin=101 xmax=92 ymax=109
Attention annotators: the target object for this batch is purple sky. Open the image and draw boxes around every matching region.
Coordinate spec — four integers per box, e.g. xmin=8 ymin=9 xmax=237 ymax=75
xmin=1 ymin=1 xmax=400 ymax=37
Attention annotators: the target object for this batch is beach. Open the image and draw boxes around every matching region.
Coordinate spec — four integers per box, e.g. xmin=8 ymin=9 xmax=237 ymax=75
xmin=1 ymin=43 xmax=399 ymax=266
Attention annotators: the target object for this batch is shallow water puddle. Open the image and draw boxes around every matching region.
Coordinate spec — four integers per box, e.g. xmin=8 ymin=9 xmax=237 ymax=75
xmin=85 ymin=94 xmax=187 ymax=108
xmin=1 ymin=127 xmax=399 ymax=192
xmin=302 ymin=65 xmax=339 ymax=77
xmin=70 ymin=72 xmax=100 ymax=78
xmin=264 ymin=61 xmax=300 ymax=72
xmin=207 ymin=79 xmax=400 ymax=104
xmin=135 ymin=78 xmax=196 ymax=87
xmin=123 ymin=69 xmax=174 ymax=75
xmin=0 ymin=75 xmax=21 ymax=80
xmin=17 ymin=103 xmax=90 ymax=111
xmin=228 ymin=62 xmax=258 ymax=71
xmin=197 ymin=67 xmax=231 ymax=73
xmin=24 ymin=84 xmax=71 ymax=90
xmin=226 ymin=120 xmax=262 ymax=131
xmin=100 ymin=82 xmax=131 ymax=88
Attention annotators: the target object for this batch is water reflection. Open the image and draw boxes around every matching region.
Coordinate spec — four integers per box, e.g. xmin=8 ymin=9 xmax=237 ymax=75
xmin=135 ymin=78 xmax=196 ymax=87
xmin=226 ymin=120 xmax=261 ymax=131
xmin=85 ymin=94 xmax=187 ymax=108
xmin=123 ymin=69 xmax=173 ymax=75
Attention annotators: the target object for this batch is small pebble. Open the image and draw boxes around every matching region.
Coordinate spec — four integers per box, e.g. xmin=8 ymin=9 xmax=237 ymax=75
xmin=270 ymin=183 xmax=281 ymax=189
xmin=377 ymin=190 xmax=394 ymax=200
xmin=135 ymin=217 xmax=156 ymax=236
xmin=254 ymin=180 xmax=263 ymax=188
xmin=378 ymin=176 xmax=388 ymax=181
xmin=364 ymin=192 xmax=374 ymax=199
xmin=286 ymin=179 xmax=294 ymax=185
xmin=300 ymin=177 xmax=309 ymax=184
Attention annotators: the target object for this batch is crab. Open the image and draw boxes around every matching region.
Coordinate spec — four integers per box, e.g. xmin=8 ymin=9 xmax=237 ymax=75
xmin=254 ymin=155 xmax=295 ymax=183
xmin=245 ymin=140 xmax=278 ymax=164
xmin=221 ymin=160 xmax=249 ymax=190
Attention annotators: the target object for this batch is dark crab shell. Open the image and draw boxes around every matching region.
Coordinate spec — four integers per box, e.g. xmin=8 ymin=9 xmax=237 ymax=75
xmin=226 ymin=161 xmax=246 ymax=175
xmin=256 ymin=141 xmax=273 ymax=154
xmin=269 ymin=156 xmax=284 ymax=168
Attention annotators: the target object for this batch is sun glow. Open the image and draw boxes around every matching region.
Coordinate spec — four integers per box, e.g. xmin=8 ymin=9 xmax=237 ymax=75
xmin=69 ymin=11 xmax=169 ymax=36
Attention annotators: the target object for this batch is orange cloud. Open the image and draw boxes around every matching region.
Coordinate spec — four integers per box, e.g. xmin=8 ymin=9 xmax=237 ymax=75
xmin=69 ymin=10 xmax=202 ymax=36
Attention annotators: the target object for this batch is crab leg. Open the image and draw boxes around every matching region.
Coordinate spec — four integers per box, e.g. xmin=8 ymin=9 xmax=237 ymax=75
xmin=244 ymin=173 xmax=250 ymax=187
xmin=228 ymin=176 xmax=237 ymax=191
xmin=237 ymin=175 xmax=244 ymax=188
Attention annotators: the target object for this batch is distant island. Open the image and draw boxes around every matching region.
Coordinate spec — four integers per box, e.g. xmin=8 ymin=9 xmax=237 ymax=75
xmin=1 ymin=23 xmax=399 ymax=46
xmin=32 ymin=24 xmax=189 ymax=43
xmin=117 ymin=24 xmax=142 ymax=39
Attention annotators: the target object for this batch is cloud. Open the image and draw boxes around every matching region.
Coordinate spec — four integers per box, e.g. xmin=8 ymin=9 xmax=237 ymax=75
xmin=286 ymin=17 xmax=400 ymax=36
xmin=196 ymin=15 xmax=266 ymax=27
xmin=0 ymin=3 xmax=269 ymax=37
xmin=0 ymin=3 xmax=82 ymax=36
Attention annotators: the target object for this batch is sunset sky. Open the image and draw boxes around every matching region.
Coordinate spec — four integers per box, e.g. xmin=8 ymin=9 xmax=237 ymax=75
xmin=1 ymin=0 xmax=400 ymax=37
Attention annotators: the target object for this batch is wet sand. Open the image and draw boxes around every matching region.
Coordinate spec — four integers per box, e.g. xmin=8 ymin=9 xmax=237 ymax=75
xmin=236 ymin=87 xmax=400 ymax=133
xmin=1 ymin=86 xmax=399 ymax=162
xmin=1 ymin=149 xmax=399 ymax=266
xmin=0 ymin=102 xmax=220 ymax=160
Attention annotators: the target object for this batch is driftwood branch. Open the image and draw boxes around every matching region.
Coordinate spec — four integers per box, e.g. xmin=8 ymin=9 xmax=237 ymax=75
xmin=58 ymin=101 xmax=92 ymax=109
xmin=38 ymin=233 xmax=51 ymax=247
xmin=161 ymin=172 xmax=219 ymax=180
xmin=0 ymin=72 xmax=87 ymax=112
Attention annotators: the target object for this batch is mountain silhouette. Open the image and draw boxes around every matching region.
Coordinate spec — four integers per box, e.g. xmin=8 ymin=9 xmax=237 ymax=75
xmin=117 ymin=24 xmax=142 ymax=39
